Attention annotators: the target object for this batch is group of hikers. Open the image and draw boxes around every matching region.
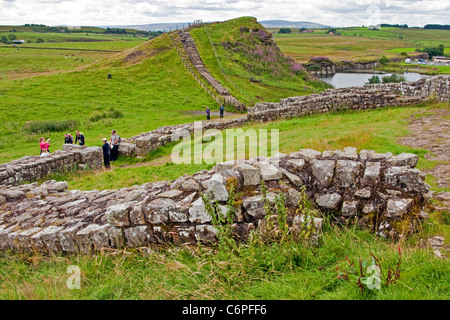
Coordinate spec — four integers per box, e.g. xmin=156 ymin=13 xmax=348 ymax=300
xmin=39 ymin=129 xmax=120 ymax=169
xmin=206 ymin=104 xmax=225 ymax=120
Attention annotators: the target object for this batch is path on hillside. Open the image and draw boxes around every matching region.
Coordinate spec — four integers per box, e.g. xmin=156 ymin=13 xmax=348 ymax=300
xmin=399 ymin=108 xmax=450 ymax=209
xmin=178 ymin=29 xmax=245 ymax=110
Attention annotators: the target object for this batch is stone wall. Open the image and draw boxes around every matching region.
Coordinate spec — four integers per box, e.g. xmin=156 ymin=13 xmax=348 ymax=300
xmin=0 ymin=146 xmax=102 ymax=187
xmin=119 ymin=117 xmax=248 ymax=157
xmin=248 ymin=75 xmax=449 ymax=122
xmin=0 ymin=148 xmax=431 ymax=253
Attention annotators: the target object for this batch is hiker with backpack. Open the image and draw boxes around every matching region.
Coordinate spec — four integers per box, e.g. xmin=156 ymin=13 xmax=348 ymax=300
xmin=75 ymin=131 xmax=85 ymax=146
xmin=110 ymin=129 xmax=120 ymax=162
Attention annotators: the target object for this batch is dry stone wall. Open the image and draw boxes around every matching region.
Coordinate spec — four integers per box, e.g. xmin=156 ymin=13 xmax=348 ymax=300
xmin=0 ymin=148 xmax=431 ymax=253
xmin=247 ymin=76 xmax=449 ymax=122
xmin=0 ymin=146 xmax=102 ymax=187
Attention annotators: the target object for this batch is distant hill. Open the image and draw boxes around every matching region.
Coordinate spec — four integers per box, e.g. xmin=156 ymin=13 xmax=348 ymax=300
xmin=100 ymin=19 xmax=329 ymax=32
xmin=259 ymin=20 xmax=329 ymax=29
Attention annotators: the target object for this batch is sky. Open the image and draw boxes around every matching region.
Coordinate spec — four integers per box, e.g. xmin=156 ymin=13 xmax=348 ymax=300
xmin=0 ymin=0 xmax=449 ymax=27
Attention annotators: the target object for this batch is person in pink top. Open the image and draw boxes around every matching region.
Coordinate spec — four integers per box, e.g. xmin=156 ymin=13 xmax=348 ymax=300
xmin=39 ymin=137 xmax=51 ymax=156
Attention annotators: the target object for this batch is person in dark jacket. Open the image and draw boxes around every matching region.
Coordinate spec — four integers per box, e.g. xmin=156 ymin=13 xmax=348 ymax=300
xmin=64 ymin=133 xmax=73 ymax=144
xmin=101 ymin=138 xmax=110 ymax=168
xmin=219 ymin=104 xmax=224 ymax=118
xmin=206 ymin=106 xmax=211 ymax=120
xmin=75 ymin=131 xmax=85 ymax=146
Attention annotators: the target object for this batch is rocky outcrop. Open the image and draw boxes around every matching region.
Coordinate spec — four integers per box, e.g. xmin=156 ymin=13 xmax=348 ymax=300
xmin=0 ymin=148 xmax=431 ymax=253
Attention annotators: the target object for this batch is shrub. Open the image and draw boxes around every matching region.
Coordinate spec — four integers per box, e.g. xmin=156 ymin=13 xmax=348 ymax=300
xmin=366 ymin=75 xmax=381 ymax=84
xmin=378 ymin=55 xmax=389 ymax=65
xmin=23 ymin=119 xmax=78 ymax=134
xmin=36 ymin=38 xmax=45 ymax=43
xmin=88 ymin=108 xmax=124 ymax=122
xmin=382 ymin=73 xmax=406 ymax=83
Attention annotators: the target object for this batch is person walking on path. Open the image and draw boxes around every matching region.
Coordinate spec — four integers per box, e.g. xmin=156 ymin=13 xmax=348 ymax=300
xmin=75 ymin=131 xmax=85 ymax=146
xmin=101 ymin=138 xmax=110 ymax=168
xmin=39 ymin=137 xmax=51 ymax=157
xmin=206 ymin=106 xmax=211 ymax=120
xmin=110 ymin=129 xmax=120 ymax=162
xmin=219 ymin=104 xmax=224 ymax=119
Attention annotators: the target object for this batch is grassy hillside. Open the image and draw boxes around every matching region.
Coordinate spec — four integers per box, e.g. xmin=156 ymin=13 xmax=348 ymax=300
xmin=189 ymin=17 xmax=330 ymax=104
xmin=0 ymin=33 xmax=216 ymax=163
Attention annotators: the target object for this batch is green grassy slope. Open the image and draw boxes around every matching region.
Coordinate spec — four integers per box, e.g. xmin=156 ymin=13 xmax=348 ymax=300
xmin=189 ymin=17 xmax=330 ymax=104
xmin=0 ymin=34 xmax=216 ymax=163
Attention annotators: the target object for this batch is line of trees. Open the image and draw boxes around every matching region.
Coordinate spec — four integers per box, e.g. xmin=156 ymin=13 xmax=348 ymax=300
xmin=424 ymin=24 xmax=450 ymax=30
xmin=416 ymin=44 xmax=445 ymax=59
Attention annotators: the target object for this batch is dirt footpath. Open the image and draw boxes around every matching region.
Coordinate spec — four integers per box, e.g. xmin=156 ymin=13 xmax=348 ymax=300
xmin=399 ymin=108 xmax=450 ymax=209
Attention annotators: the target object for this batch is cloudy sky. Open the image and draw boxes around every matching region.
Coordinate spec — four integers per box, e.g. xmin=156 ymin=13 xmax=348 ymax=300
xmin=0 ymin=0 xmax=449 ymax=27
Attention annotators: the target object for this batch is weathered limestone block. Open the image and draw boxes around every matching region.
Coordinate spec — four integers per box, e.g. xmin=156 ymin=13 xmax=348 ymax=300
xmin=118 ymin=142 xmax=137 ymax=157
xmin=386 ymin=199 xmax=413 ymax=218
xmin=105 ymin=202 xmax=133 ymax=227
xmin=59 ymin=223 xmax=86 ymax=253
xmin=243 ymin=193 xmax=276 ymax=219
xmin=355 ymin=188 xmax=371 ymax=199
xmin=195 ymin=224 xmax=218 ymax=243
xmin=316 ymin=193 xmax=342 ymax=210
xmin=291 ymin=214 xmax=323 ymax=245
xmin=129 ymin=201 xmax=147 ymax=225
xmin=311 ymin=159 xmax=335 ymax=187
xmin=287 ymin=188 xmax=302 ymax=207
xmin=124 ymin=225 xmax=154 ymax=247
xmin=388 ymin=153 xmax=419 ymax=168
xmin=281 ymin=168 xmax=304 ymax=187
xmin=0 ymin=189 xmax=26 ymax=202
xmin=254 ymin=161 xmax=282 ymax=181
xmin=205 ymin=173 xmax=229 ymax=202
xmin=234 ymin=163 xmax=261 ymax=186
xmin=145 ymin=198 xmax=175 ymax=224
xmin=31 ymin=226 xmax=64 ymax=252
xmin=108 ymin=227 xmax=125 ymax=249
xmin=361 ymin=162 xmax=381 ymax=187
xmin=286 ymin=158 xmax=306 ymax=172
xmin=336 ymin=160 xmax=362 ymax=188
xmin=157 ymin=189 xmax=183 ymax=199
xmin=171 ymin=225 xmax=195 ymax=245
xmin=188 ymin=197 xmax=212 ymax=223
xmin=291 ymin=148 xmax=322 ymax=160
xmin=169 ymin=193 xmax=196 ymax=223
xmin=384 ymin=166 xmax=428 ymax=193
xmin=341 ymin=201 xmax=359 ymax=216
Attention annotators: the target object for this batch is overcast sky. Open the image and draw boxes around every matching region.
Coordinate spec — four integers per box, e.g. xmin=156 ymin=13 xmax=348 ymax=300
xmin=0 ymin=0 xmax=449 ymax=27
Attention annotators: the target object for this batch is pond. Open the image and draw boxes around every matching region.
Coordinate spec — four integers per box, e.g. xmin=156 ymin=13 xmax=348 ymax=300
xmin=319 ymin=72 xmax=429 ymax=89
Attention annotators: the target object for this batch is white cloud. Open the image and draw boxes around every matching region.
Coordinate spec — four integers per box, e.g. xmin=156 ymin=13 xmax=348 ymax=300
xmin=0 ymin=0 xmax=448 ymax=27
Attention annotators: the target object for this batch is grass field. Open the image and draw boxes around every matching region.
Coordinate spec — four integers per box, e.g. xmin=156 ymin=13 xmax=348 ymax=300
xmin=271 ymin=27 xmax=450 ymax=64
xmin=0 ymin=214 xmax=448 ymax=300
xmin=0 ymin=34 xmax=217 ymax=163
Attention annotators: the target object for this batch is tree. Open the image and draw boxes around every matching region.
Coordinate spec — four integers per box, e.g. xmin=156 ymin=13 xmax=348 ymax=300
xmin=1 ymin=36 xmax=8 ymax=44
xmin=279 ymin=28 xmax=291 ymax=34
xmin=418 ymin=44 xmax=445 ymax=59
xmin=8 ymin=34 xmax=17 ymax=41
xmin=36 ymin=38 xmax=45 ymax=43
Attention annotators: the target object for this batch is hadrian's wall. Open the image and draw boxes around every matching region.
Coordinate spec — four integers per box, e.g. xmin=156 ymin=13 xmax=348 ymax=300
xmin=0 ymin=76 xmax=448 ymax=187
xmin=247 ymin=76 xmax=449 ymax=122
xmin=0 ymin=145 xmax=102 ymax=187
xmin=0 ymin=147 xmax=431 ymax=253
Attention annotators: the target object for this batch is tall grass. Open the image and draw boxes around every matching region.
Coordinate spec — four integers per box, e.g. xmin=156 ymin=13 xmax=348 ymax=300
xmin=22 ymin=119 xmax=78 ymax=134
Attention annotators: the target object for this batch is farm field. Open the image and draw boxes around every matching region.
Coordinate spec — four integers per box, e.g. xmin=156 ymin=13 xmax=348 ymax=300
xmin=271 ymin=27 xmax=450 ymax=64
